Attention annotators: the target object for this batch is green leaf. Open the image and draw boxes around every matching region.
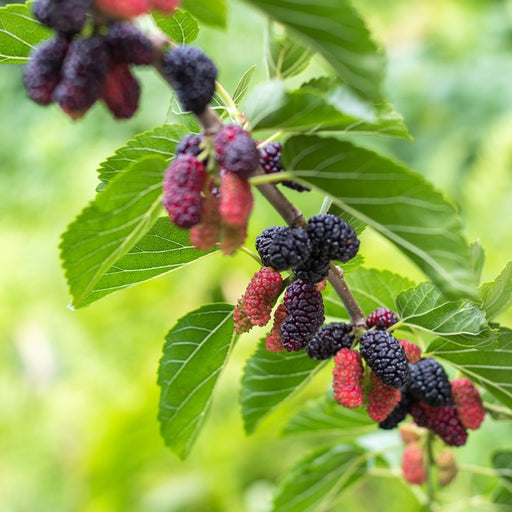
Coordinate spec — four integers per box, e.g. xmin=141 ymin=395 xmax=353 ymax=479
xmin=493 ymin=486 xmax=512 ymax=509
xmin=245 ymin=0 xmax=384 ymax=101
xmin=266 ymin=24 xmax=312 ymax=79
xmin=272 ymin=445 xmax=367 ymax=512
xmin=0 ymin=2 xmax=51 ymax=63
xmin=493 ymin=451 xmax=512 ymax=486
xmin=282 ymin=395 xmax=374 ymax=438
xmin=232 ymin=65 xmax=257 ymax=106
xmin=158 ymin=303 xmax=235 ymax=459
xmin=470 ymin=240 xmax=485 ymax=285
xmin=97 ymin=124 xmax=189 ymax=189
xmin=61 ymin=156 xmax=167 ymax=308
xmin=283 ymin=135 xmax=479 ymax=299
xmin=481 ymin=262 xmax=512 ymax=321
xmin=324 ymin=268 xmax=414 ymax=320
xmin=245 ymin=80 xmax=409 ymax=139
xmin=398 ymin=282 xmax=497 ymax=349
xmin=77 ymin=218 xmax=216 ymax=307
xmin=181 ymin=0 xmax=226 ymax=28
xmin=429 ymin=327 xmax=512 ymax=409
xmin=240 ymin=340 xmax=325 ymax=434
xmin=154 ymin=9 xmax=199 ymax=43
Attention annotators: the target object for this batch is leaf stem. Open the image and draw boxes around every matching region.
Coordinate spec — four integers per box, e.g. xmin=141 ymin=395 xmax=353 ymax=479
xmin=483 ymin=402 xmax=512 ymax=420
xmin=240 ymin=246 xmax=262 ymax=265
xmin=249 ymin=171 xmax=294 ymax=185
xmin=459 ymin=464 xmax=511 ymax=478
xmin=215 ymin=81 xmax=242 ymax=123
xmin=257 ymin=130 xmax=284 ymax=148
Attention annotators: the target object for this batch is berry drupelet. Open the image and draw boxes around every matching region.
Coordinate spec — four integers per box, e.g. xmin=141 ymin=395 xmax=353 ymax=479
xmin=305 ymin=322 xmax=354 ymax=360
xmin=408 ymin=357 xmax=452 ymax=407
xmin=366 ymin=307 xmax=398 ymax=330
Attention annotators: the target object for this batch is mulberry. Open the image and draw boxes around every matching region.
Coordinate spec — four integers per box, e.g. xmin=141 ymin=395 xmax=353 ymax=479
xmin=399 ymin=424 xmax=421 ymax=444
xmin=266 ymin=304 xmax=288 ymax=353
xmin=305 ymin=322 xmax=353 ymax=360
xmin=332 ymin=348 xmax=364 ymax=408
xmin=367 ymin=371 xmax=402 ymax=422
xmin=257 ymin=227 xmax=312 ymax=271
xmin=162 ymin=154 xmax=206 ymax=228
xmin=359 ymin=330 xmax=409 ymax=389
xmin=306 ymin=214 xmax=359 ymax=263
xmin=399 ymin=339 xmax=422 ymax=364
xmin=409 ymin=402 xmax=468 ymax=447
xmin=379 ymin=392 xmax=411 ymax=430
xmin=162 ymin=46 xmax=217 ymax=114
xmin=408 ymin=358 xmax=452 ymax=407
xmin=437 ymin=451 xmax=458 ymax=487
xmin=32 ymin=0 xmax=89 ymax=35
xmin=189 ymin=179 xmax=220 ymax=250
xmin=23 ymin=37 xmax=69 ymax=106
xmin=293 ymin=249 xmax=331 ymax=284
xmin=105 ymin=22 xmax=154 ymax=65
xmin=402 ymin=443 xmax=427 ymax=485
xmin=259 ymin=142 xmax=310 ymax=192
xmin=149 ymin=0 xmax=179 ymax=14
xmin=53 ymin=36 xmax=110 ymax=119
xmin=176 ymin=133 xmax=204 ymax=159
xmin=233 ymin=267 xmax=283 ymax=334
xmin=280 ymin=280 xmax=324 ymax=351
xmin=101 ymin=62 xmax=140 ymax=119
xmin=215 ymin=125 xmax=258 ymax=178
xmin=95 ymin=0 xmax=148 ymax=19
xmin=256 ymin=226 xmax=284 ymax=264
xmin=219 ymin=171 xmax=253 ymax=228
xmin=451 ymin=378 xmax=485 ymax=430
xmin=366 ymin=307 xmax=398 ymax=330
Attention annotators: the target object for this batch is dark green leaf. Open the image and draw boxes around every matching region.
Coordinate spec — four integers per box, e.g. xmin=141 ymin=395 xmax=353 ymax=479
xmin=181 ymin=0 xmax=226 ymax=27
xmin=429 ymin=327 xmax=512 ymax=409
xmin=266 ymin=24 xmax=312 ymax=79
xmin=232 ymin=65 xmax=257 ymax=106
xmin=240 ymin=340 xmax=325 ymax=434
xmin=282 ymin=395 xmax=374 ymax=438
xmin=493 ymin=486 xmax=512 ymax=509
xmin=398 ymin=282 xmax=497 ymax=349
xmin=493 ymin=451 xmax=512 ymax=486
xmin=78 ymin=218 xmax=216 ymax=307
xmin=97 ymin=124 xmax=189 ymax=189
xmin=0 ymin=2 xmax=51 ymax=63
xmin=245 ymin=80 xmax=409 ymax=139
xmin=272 ymin=445 xmax=367 ymax=512
xmin=481 ymin=262 xmax=512 ymax=320
xmin=158 ymin=303 xmax=235 ymax=459
xmin=325 ymin=268 xmax=414 ymax=320
xmin=283 ymin=135 xmax=479 ymax=299
xmin=61 ymin=156 xmax=167 ymax=308
xmin=245 ymin=0 xmax=384 ymax=101
xmin=154 ymin=9 xmax=199 ymax=43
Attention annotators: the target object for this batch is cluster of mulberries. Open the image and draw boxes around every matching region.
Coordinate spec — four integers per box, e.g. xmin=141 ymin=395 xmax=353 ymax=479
xmin=163 ymin=126 xmax=259 ymax=253
xmin=256 ymin=213 xmax=360 ymax=285
xmin=25 ymin=0 xmax=180 ymax=119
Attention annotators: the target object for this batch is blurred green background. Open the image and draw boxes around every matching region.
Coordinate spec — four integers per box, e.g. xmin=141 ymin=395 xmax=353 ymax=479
xmin=1 ymin=0 xmax=512 ymax=510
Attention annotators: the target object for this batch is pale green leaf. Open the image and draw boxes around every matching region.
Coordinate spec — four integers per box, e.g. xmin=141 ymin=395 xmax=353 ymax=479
xmin=283 ymin=135 xmax=479 ymax=299
xmin=78 ymin=218 xmax=216 ymax=307
xmin=232 ymin=65 xmax=257 ymax=106
xmin=481 ymin=262 xmax=512 ymax=320
xmin=429 ymin=327 xmax=512 ymax=409
xmin=245 ymin=80 xmax=409 ymax=139
xmin=272 ymin=445 xmax=367 ymax=512
xmin=181 ymin=0 xmax=226 ymax=27
xmin=154 ymin=9 xmax=199 ymax=43
xmin=0 ymin=2 xmax=51 ymax=63
xmin=245 ymin=0 xmax=384 ymax=101
xmin=240 ymin=340 xmax=325 ymax=434
xmin=158 ymin=303 xmax=235 ymax=459
xmin=97 ymin=124 xmax=189 ymax=189
xmin=61 ymin=156 xmax=167 ymax=308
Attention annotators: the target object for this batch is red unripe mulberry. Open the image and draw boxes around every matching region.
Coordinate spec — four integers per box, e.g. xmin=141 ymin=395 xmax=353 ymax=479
xmin=399 ymin=339 xmax=422 ymax=364
xmin=95 ymin=0 xmax=149 ymax=19
xmin=332 ymin=348 xmax=364 ymax=408
xmin=233 ymin=267 xmax=283 ymax=334
xmin=402 ymin=443 xmax=427 ymax=485
xmin=451 ymin=378 xmax=485 ymax=430
xmin=150 ymin=0 xmax=179 ymax=14
xmin=266 ymin=304 xmax=288 ymax=353
xmin=190 ymin=182 xmax=221 ymax=251
xmin=163 ymin=154 xmax=206 ymax=229
xmin=101 ymin=62 xmax=140 ymax=119
xmin=219 ymin=171 xmax=253 ymax=228
xmin=367 ymin=371 xmax=402 ymax=422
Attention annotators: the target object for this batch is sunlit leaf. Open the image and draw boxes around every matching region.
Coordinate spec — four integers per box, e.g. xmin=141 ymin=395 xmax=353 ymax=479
xmin=154 ymin=9 xmax=199 ymax=43
xmin=232 ymin=65 xmax=257 ymax=106
xmin=480 ymin=262 xmax=512 ymax=320
xmin=181 ymin=0 xmax=226 ymax=27
xmin=158 ymin=303 xmax=235 ymax=459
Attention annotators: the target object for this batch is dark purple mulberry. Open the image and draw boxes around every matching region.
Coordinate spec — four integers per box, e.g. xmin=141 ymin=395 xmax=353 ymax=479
xmin=256 ymin=226 xmax=312 ymax=271
xmin=23 ymin=36 xmax=69 ymax=106
xmin=176 ymin=133 xmax=204 ymax=158
xmin=408 ymin=358 xmax=452 ymax=407
xmin=33 ymin=0 xmax=89 ymax=36
xmin=163 ymin=154 xmax=206 ymax=228
xmin=379 ymin=391 xmax=411 ymax=430
xmin=53 ymin=36 xmax=109 ymax=119
xmin=307 ymin=214 xmax=360 ymax=263
xmin=255 ymin=226 xmax=283 ymax=264
xmin=105 ymin=22 xmax=155 ymax=65
xmin=293 ymin=248 xmax=331 ymax=284
xmin=162 ymin=45 xmax=217 ymax=114
xmin=359 ymin=330 xmax=409 ymax=389
xmin=214 ymin=125 xmax=258 ymax=178
xmin=280 ymin=280 xmax=324 ymax=351
xmin=306 ymin=322 xmax=353 ymax=360
xmin=259 ymin=142 xmax=310 ymax=192
xmin=366 ymin=307 xmax=399 ymax=330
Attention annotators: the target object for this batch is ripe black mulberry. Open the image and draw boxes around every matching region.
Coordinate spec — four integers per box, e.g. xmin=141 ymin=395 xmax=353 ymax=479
xmin=306 ymin=322 xmax=353 ymax=360
xmin=408 ymin=358 xmax=452 ymax=407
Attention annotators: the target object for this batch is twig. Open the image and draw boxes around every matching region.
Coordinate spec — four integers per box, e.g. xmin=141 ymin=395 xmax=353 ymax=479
xmin=425 ymin=431 xmax=436 ymax=512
